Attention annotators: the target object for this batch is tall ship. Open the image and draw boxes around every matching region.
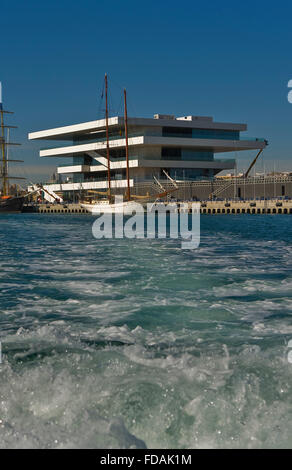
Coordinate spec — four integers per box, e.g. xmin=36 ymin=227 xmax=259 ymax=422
xmin=0 ymin=82 xmax=25 ymax=213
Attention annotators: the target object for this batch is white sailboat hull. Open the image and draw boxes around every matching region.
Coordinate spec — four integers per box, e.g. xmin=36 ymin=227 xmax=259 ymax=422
xmin=81 ymin=201 xmax=145 ymax=214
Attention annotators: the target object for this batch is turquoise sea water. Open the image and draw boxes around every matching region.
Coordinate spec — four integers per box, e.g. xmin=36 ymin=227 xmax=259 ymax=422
xmin=0 ymin=213 xmax=291 ymax=449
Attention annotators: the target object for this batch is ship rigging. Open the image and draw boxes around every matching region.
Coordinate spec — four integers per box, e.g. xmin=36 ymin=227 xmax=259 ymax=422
xmin=0 ymin=82 xmax=26 ymax=213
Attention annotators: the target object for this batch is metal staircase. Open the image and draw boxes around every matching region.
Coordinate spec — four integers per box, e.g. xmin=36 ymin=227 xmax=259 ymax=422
xmin=209 ymin=180 xmax=234 ymax=200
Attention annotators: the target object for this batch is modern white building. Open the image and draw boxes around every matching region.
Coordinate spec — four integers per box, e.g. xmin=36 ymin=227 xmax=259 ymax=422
xmin=28 ymin=114 xmax=267 ymax=198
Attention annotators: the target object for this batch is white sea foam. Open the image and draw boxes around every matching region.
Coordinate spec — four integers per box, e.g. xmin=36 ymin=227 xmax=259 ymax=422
xmin=0 ymin=214 xmax=291 ymax=448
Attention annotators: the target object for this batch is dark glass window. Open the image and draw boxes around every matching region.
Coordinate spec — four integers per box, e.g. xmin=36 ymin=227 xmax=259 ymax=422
xmin=162 ymin=126 xmax=239 ymax=140
xmin=73 ymin=155 xmax=92 ymax=165
xmin=161 ymin=147 xmax=181 ymax=159
xmin=108 ymin=148 xmax=126 ymax=159
xmin=192 ymin=129 xmax=239 ymax=140
xmin=162 ymin=127 xmax=192 ymax=137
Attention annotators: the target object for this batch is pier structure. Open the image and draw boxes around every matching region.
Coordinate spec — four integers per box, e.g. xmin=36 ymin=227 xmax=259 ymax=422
xmin=23 ymin=203 xmax=88 ymax=214
xmin=195 ymin=199 xmax=292 ymax=215
xmin=23 ymin=198 xmax=292 ymax=215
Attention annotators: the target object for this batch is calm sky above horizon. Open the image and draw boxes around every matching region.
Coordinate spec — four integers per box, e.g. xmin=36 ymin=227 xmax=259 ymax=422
xmin=1 ymin=0 xmax=292 ymax=181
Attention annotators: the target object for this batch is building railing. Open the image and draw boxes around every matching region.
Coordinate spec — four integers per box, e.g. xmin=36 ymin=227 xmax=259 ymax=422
xmin=41 ymin=175 xmax=292 ymax=193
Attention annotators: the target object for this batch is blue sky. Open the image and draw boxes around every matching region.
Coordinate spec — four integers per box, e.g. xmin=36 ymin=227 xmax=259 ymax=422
xmin=1 ymin=0 xmax=292 ymax=181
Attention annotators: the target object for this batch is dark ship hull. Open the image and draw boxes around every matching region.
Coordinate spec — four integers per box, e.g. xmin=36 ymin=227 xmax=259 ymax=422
xmin=0 ymin=196 xmax=25 ymax=213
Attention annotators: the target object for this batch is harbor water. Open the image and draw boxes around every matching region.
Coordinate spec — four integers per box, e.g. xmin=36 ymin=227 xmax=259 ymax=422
xmin=0 ymin=214 xmax=291 ymax=448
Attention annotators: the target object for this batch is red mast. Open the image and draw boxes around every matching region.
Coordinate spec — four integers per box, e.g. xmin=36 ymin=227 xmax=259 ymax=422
xmin=105 ymin=73 xmax=111 ymax=201
xmin=124 ymin=89 xmax=131 ymax=201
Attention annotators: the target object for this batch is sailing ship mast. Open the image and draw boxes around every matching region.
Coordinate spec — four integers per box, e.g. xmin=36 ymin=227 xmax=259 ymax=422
xmin=122 ymin=87 xmax=178 ymax=203
xmin=104 ymin=74 xmax=111 ymax=202
xmin=0 ymin=82 xmax=10 ymax=197
xmin=124 ymin=89 xmax=131 ymax=201
xmin=0 ymin=82 xmax=22 ymax=198
xmin=81 ymin=75 xmax=179 ymax=213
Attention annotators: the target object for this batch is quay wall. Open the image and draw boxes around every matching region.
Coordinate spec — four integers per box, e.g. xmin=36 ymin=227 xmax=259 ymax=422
xmin=189 ymin=200 xmax=292 ymax=214
xmin=23 ymin=200 xmax=292 ymax=215
xmin=24 ymin=203 xmax=89 ymax=214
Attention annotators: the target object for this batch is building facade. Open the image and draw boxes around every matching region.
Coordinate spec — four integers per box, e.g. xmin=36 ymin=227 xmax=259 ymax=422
xmin=28 ymin=114 xmax=267 ymax=198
